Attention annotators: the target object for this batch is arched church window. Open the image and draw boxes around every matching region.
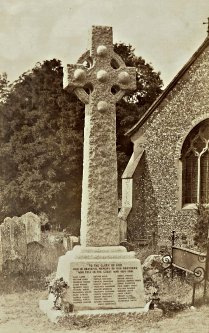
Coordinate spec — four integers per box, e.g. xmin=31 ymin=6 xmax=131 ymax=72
xmin=182 ymin=119 xmax=209 ymax=205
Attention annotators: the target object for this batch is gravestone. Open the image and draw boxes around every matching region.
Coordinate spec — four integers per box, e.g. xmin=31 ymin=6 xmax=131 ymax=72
xmin=20 ymin=212 xmax=41 ymax=244
xmin=0 ymin=217 xmax=27 ymax=272
xmin=63 ymin=235 xmax=79 ymax=251
xmin=40 ymin=25 xmax=145 ymax=315
xmin=0 ymin=218 xmax=11 ymax=271
xmin=26 ymin=241 xmax=44 ymax=272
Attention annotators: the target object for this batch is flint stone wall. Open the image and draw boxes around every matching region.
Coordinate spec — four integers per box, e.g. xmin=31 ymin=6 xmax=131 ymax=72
xmin=128 ymin=42 xmax=209 ymax=245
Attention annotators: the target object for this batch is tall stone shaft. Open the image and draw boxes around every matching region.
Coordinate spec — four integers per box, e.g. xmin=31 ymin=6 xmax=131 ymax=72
xmin=64 ymin=26 xmax=136 ymax=247
xmin=81 ymin=102 xmax=118 ymax=246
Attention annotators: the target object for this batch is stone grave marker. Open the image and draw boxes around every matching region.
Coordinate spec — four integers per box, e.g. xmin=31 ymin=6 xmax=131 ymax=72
xmin=63 ymin=235 xmax=79 ymax=251
xmin=0 ymin=217 xmax=27 ymax=272
xmin=26 ymin=241 xmax=44 ymax=272
xmin=20 ymin=212 xmax=41 ymax=244
xmin=40 ymin=25 xmax=145 ymax=315
xmin=0 ymin=218 xmax=12 ymax=271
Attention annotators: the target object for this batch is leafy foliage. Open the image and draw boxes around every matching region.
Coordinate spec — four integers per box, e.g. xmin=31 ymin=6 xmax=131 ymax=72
xmin=114 ymin=43 xmax=163 ymax=178
xmin=114 ymin=43 xmax=163 ymax=106
xmin=0 ymin=60 xmax=84 ymax=232
xmin=48 ymin=277 xmax=72 ymax=312
xmin=193 ymin=204 xmax=209 ymax=250
xmin=0 ymin=72 xmax=10 ymax=103
xmin=0 ymin=43 xmax=163 ymax=231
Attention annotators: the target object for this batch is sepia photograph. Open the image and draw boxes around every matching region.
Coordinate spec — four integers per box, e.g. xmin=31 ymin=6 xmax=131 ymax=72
xmin=0 ymin=0 xmax=209 ymax=332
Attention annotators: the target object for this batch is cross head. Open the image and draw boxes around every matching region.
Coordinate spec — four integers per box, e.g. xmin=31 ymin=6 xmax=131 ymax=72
xmin=63 ymin=26 xmax=136 ymax=110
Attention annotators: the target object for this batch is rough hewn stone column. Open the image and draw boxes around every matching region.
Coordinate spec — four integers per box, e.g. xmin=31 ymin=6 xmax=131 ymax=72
xmin=64 ymin=26 xmax=136 ymax=246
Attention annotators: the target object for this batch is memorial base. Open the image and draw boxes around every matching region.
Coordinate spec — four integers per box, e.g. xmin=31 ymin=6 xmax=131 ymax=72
xmin=40 ymin=245 xmax=145 ymax=315
xmin=39 ymin=299 xmax=149 ymax=323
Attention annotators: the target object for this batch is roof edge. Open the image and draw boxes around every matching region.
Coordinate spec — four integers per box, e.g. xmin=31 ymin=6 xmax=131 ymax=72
xmin=122 ymin=149 xmax=144 ymax=179
xmin=126 ymin=36 xmax=209 ymax=137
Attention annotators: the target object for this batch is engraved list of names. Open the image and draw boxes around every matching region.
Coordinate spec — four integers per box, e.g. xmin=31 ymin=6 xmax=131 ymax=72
xmin=70 ymin=261 xmax=143 ymax=309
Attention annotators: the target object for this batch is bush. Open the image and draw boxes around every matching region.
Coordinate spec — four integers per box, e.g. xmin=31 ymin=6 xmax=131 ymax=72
xmin=194 ymin=204 xmax=209 ymax=250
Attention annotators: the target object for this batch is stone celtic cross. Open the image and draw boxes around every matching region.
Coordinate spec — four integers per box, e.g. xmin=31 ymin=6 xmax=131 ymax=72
xmin=64 ymin=26 xmax=136 ymax=247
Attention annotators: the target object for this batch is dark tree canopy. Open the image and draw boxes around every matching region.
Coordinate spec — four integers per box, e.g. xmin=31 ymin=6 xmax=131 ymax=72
xmin=0 ymin=73 xmax=10 ymax=104
xmin=114 ymin=43 xmax=163 ymax=177
xmin=0 ymin=60 xmax=84 ymax=233
xmin=0 ymin=43 xmax=163 ymax=233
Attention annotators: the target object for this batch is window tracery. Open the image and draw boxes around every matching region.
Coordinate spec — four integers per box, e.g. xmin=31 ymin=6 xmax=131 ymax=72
xmin=182 ymin=120 xmax=209 ymax=205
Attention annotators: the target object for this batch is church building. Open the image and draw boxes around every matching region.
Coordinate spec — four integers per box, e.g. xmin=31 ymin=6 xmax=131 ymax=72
xmin=119 ymin=34 xmax=209 ymax=246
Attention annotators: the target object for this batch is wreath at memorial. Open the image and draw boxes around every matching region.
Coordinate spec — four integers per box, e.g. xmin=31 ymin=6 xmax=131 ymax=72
xmin=49 ymin=277 xmax=73 ymax=313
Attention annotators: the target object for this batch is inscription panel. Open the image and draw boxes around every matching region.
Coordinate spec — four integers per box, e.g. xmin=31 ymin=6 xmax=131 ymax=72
xmin=70 ymin=260 xmax=144 ymax=309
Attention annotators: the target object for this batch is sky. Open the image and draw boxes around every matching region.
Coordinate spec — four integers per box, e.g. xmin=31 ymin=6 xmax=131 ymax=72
xmin=0 ymin=0 xmax=209 ymax=87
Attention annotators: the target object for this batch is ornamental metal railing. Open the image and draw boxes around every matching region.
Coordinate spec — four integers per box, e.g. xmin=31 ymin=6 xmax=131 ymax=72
xmin=162 ymin=230 xmax=209 ymax=305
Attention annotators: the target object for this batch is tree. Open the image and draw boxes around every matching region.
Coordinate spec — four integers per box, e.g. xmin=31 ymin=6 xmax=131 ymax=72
xmin=114 ymin=43 xmax=163 ymax=106
xmin=0 ymin=60 xmax=84 ymax=233
xmin=194 ymin=204 xmax=209 ymax=250
xmin=0 ymin=72 xmax=10 ymax=103
xmin=0 ymin=43 xmax=163 ymax=232
xmin=114 ymin=43 xmax=163 ymax=178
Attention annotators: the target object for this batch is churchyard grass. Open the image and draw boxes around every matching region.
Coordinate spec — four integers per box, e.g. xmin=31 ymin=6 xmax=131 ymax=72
xmin=1 ymin=290 xmax=209 ymax=333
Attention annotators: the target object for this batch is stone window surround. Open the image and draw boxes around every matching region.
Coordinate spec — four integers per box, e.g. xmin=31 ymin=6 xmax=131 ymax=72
xmin=176 ymin=114 xmax=209 ymax=211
